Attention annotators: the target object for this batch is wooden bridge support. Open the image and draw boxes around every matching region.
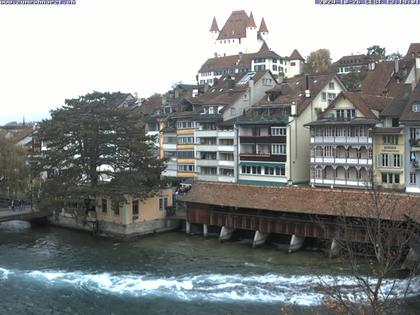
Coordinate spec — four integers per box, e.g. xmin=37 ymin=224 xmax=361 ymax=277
xmin=252 ymin=230 xmax=269 ymax=248
xmin=329 ymin=239 xmax=341 ymax=258
xmin=203 ymin=224 xmax=208 ymax=238
xmin=288 ymin=235 xmax=305 ymax=253
xmin=219 ymin=226 xmax=235 ymax=242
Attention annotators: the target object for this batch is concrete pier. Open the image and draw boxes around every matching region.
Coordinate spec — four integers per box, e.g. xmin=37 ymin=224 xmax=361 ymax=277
xmin=203 ymin=224 xmax=208 ymax=238
xmin=186 ymin=221 xmax=191 ymax=234
xmin=288 ymin=234 xmax=305 ymax=253
xmin=329 ymin=239 xmax=341 ymax=258
xmin=219 ymin=226 xmax=235 ymax=242
xmin=252 ymin=230 xmax=269 ymax=248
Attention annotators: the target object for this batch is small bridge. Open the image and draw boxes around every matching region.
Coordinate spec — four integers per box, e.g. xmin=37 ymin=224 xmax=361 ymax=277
xmin=0 ymin=208 xmax=50 ymax=224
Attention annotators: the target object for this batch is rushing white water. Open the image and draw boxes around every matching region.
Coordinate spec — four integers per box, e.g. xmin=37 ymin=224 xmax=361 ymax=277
xmin=0 ymin=268 xmax=410 ymax=305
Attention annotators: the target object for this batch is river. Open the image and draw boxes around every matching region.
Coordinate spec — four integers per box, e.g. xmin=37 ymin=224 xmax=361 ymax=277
xmin=0 ymin=221 xmax=419 ymax=315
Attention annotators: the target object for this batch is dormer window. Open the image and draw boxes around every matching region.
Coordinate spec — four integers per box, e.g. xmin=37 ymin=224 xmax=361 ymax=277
xmin=412 ymin=102 xmax=420 ymax=113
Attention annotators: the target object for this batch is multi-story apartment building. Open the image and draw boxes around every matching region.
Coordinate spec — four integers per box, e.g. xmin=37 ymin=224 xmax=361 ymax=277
xmin=236 ymin=73 xmax=346 ymax=185
xmin=401 ymin=83 xmax=420 ymax=193
xmin=308 ymin=92 xmax=394 ymax=189
xmin=335 ymin=54 xmax=370 ymax=74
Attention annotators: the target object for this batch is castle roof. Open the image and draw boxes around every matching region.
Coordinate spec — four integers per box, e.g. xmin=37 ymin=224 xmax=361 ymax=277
xmin=289 ymin=49 xmax=305 ymax=61
xmin=258 ymin=17 xmax=268 ymax=33
xmin=217 ymin=10 xmax=252 ymax=40
xmin=405 ymin=43 xmax=420 ymax=59
xmin=247 ymin=12 xmax=256 ymax=28
xmin=209 ymin=16 xmax=219 ymax=32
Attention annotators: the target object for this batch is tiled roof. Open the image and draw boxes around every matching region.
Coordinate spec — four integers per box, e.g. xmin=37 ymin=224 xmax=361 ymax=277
xmin=322 ymin=92 xmax=393 ymax=120
xmin=209 ymin=16 xmax=219 ymax=32
xmin=361 ymin=59 xmax=414 ymax=97
xmin=139 ymin=95 xmax=162 ymax=115
xmin=336 ymin=54 xmax=369 ymax=66
xmin=199 ymin=47 xmax=282 ymax=74
xmin=380 ymin=84 xmax=412 ymax=118
xmin=405 ymin=43 xmax=420 ymax=59
xmin=289 ymin=49 xmax=304 ymax=61
xmin=247 ymin=12 xmax=256 ymax=28
xmin=258 ymin=73 xmax=343 ymax=115
xmin=400 ymin=82 xmax=420 ymax=122
xmin=258 ymin=17 xmax=268 ymax=33
xmin=11 ymin=126 xmax=33 ymax=144
xmin=217 ymin=10 xmax=250 ymax=40
xmin=180 ymin=182 xmax=420 ymax=222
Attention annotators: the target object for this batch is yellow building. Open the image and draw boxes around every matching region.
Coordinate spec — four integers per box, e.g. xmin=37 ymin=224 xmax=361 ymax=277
xmin=96 ymin=188 xmax=178 ymax=238
xmin=373 ymin=126 xmax=405 ymax=190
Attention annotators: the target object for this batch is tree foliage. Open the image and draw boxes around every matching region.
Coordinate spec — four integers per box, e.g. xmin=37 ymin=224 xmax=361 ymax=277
xmin=367 ymin=45 xmax=386 ymax=63
xmin=339 ymin=71 xmax=368 ymax=92
xmin=0 ymin=131 xmax=30 ymax=199
xmin=304 ymin=49 xmax=333 ymax=74
xmin=33 ymin=91 xmax=166 ymax=213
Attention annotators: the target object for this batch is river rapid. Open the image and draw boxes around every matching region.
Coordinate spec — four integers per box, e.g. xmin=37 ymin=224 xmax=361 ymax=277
xmin=0 ymin=221 xmax=419 ymax=315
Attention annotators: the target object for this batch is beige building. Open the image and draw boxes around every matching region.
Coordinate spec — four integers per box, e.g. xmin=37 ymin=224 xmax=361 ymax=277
xmin=96 ymin=188 xmax=177 ymax=238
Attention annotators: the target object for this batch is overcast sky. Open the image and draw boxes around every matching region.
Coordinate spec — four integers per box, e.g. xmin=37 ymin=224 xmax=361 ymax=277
xmin=0 ymin=0 xmax=418 ymax=124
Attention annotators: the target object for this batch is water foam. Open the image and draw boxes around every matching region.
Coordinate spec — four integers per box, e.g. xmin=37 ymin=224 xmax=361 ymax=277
xmin=25 ymin=270 xmax=420 ymax=305
xmin=0 ymin=267 xmax=11 ymax=280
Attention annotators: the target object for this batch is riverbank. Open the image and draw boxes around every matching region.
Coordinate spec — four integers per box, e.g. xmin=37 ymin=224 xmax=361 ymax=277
xmin=0 ymin=222 xmax=419 ymax=315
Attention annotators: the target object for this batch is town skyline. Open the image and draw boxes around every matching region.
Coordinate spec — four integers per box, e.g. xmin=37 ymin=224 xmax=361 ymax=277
xmin=1 ymin=0 xmax=419 ymax=125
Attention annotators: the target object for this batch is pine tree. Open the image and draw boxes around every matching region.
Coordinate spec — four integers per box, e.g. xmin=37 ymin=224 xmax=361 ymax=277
xmin=33 ymin=91 xmax=166 ymax=214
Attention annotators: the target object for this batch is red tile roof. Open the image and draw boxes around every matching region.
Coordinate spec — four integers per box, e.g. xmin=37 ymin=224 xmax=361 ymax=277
xmin=405 ymin=43 xmax=420 ymax=59
xmin=247 ymin=12 xmax=256 ymax=28
xmin=400 ymin=82 xmax=420 ymax=122
xmin=217 ymin=10 xmax=250 ymax=40
xmin=209 ymin=16 xmax=219 ymax=32
xmin=181 ymin=182 xmax=420 ymax=222
xmin=258 ymin=17 xmax=268 ymax=33
xmin=289 ymin=49 xmax=304 ymax=61
xmin=336 ymin=54 xmax=369 ymax=66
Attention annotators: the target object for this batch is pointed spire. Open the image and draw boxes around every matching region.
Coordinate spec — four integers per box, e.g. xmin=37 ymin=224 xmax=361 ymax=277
xmin=258 ymin=17 xmax=268 ymax=33
xmin=259 ymin=41 xmax=270 ymax=53
xmin=247 ymin=12 xmax=256 ymax=28
xmin=289 ymin=49 xmax=305 ymax=61
xmin=209 ymin=16 xmax=219 ymax=32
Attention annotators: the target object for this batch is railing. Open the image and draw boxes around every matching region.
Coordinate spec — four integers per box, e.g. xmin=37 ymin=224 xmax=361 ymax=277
xmin=311 ymin=136 xmax=372 ymax=144
xmin=311 ymin=178 xmax=372 ymax=188
xmin=311 ymin=157 xmax=372 ymax=165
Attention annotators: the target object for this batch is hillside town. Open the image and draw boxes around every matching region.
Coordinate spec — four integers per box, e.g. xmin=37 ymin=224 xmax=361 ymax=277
xmin=1 ymin=7 xmax=420 ymax=314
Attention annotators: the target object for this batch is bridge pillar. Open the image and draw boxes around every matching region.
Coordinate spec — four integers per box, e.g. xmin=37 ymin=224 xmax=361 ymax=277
xmin=219 ymin=226 xmax=234 ymax=242
xmin=252 ymin=230 xmax=269 ymax=248
xmin=402 ymin=247 xmax=420 ymax=271
xmin=329 ymin=239 xmax=341 ymax=258
xmin=288 ymin=235 xmax=305 ymax=253
xmin=203 ymin=224 xmax=208 ymax=238
xmin=186 ymin=221 xmax=191 ymax=234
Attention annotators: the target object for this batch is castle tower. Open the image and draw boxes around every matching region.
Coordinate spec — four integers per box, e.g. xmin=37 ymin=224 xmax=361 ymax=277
xmin=245 ymin=12 xmax=258 ymax=53
xmin=288 ymin=49 xmax=305 ymax=78
xmin=258 ymin=17 xmax=269 ymax=43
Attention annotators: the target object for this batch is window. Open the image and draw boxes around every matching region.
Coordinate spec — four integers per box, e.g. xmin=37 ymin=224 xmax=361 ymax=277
xmin=412 ymin=103 xmax=420 ymax=113
xmin=263 ymin=166 xmax=285 ymax=176
xmin=323 ymin=146 xmax=333 ymax=157
xmin=163 ymin=136 xmax=177 ymax=144
xmin=159 ymin=197 xmax=168 ymax=211
xmin=327 ymin=93 xmax=336 ymax=103
xmin=132 ymin=200 xmax=139 ymax=215
xmin=410 ymin=172 xmax=417 ymax=184
xmin=199 ymin=137 xmax=216 ymax=145
xmin=177 ymin=136 xmax=194 ymax=144
xmin=230 ymin=108 xmax=236 ymax=116
xmin=393 ymin=154 xmax=401 ymax=167
xmin=380 ymin=154 xmax=389 ymax=167
xmin=382 ymin=173 xmax=401 ymax=184
xmin=177 ymin=151 xmax=194 ymax=159
xmin=176 ymin=121 xmax=194 ymax=129
xmin=383 ymin=135 xmax=398 ymax=145
xmin=102 ymin=199 xmax=107 ymax=213
xmin=322 ymin=92 xmax=327 ymax=102
xmin=113 ymin=204 xmax=119 ymax=215
xmin=254 ymin=65 xmax=266 ymax=71
xmin=177 ymin=164 xmax=194 ymax=172
xmin=410 ymin=128 xmax=417 ymax=140
xmin=241 ymin=165 xmax=262 ymax=175
xmin=336 ymin=109 xmax=345 ymax=120
xmin=290 ymin=62 xmax=296 ymax=66
xmin=272 ymin=65 xmax=278 ymax=71
xmin=164 ymin=151 xmax=176 ymax=158
xmin=329 ymin=82 xmax=335 ymax=89
xmin=410 ymin=151 xmax=416 ymax=161
xmin=219 ymin=152 xmax=234 ymax=160
xmin=271 ymin=144 xmax=286 ymax=155
xmin=220 ymin=168 xmax=234 ymax=177
xmin=200 ymin=152 xmax=217 ymax=160
xmin=271 ymin=127 xmax=286 ymax=136
xmin=219 ymin=138 xmax=234 ymax=145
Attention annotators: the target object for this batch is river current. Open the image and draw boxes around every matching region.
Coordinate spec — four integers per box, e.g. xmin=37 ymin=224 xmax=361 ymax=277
xmin=0 ymin=221 xmax=419 ymax=314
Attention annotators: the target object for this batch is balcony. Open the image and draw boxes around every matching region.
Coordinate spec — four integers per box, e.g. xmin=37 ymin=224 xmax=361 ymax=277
xmin=195 ymin=130 xmax=235 ymax=138
xmin=196 ymin=159 xmax=218 ymax=167
xmin=311 ymin=157 xmax=372 ymax=166
xmin=311 ymin=178 xmax=372 ymax=188
xmin=240 ymin=153 xmax=286 ymax=162
xmin=311 ymin=136 xmax=372 ymax=145
xmin=240 ymin=136 xmax=286 ymax=144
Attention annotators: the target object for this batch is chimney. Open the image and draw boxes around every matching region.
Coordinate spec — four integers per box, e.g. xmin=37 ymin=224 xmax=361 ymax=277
xmin=394 ymin=58 xmax=399 ymax=74
xmin=369 ymin=61 xmax=376 ymax=71
xmin=305 ymin=75 xmax=311 ymax=98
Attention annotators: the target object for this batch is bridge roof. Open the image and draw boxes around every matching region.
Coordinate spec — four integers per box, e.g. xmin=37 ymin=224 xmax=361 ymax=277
xmin=180 ymin=182 xmax=420 ymax=222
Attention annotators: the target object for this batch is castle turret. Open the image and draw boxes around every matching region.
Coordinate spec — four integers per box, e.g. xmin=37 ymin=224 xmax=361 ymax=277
xmin=258 ymin=17 xmax=269 ymax=43
xmin=209 ymin=16 xmax=219 ymax=41
xmin=245 ymin=12 xmax=258 ymax=53
xmin=288 ymin=49 xmax=305 ymax=78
